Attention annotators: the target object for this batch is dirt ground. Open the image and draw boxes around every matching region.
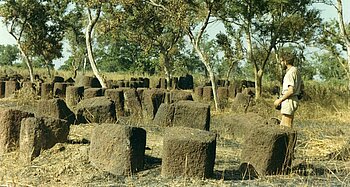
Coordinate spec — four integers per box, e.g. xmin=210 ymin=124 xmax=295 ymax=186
xmin=1 ymin=99 xmax=350 ymax=186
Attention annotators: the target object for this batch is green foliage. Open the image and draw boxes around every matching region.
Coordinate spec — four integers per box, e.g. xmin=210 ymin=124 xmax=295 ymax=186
xmin=60 ymin=4 xmax=86 ymax=76
xmin=0 ymin=0 xmax=69 ymax=80
xmin=311 ymin=52 xmax=347 ymax=81
xmin=0 ymin=44 xmax=19 ymax=66
xmin=317 ymin=20 xmax=346 ymax=57
xmin=172 ymin=49 xmax=205 ymax=76
xmin=315 ymin=20 xmax=349 ymax=82
xmin=120 ymin=1 xmax=186 ymax=78
xmin=95 ymin=37 xmax=158 ymax=75
xmin=218 ymin=0 xmax=321 ymax=98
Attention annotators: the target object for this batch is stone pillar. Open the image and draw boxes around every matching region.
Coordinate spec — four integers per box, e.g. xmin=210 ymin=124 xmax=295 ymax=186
xmin=5 ymin=80 xmax=20 ymax=98
xmin=89 ymin=124 xmax=146 ymax=176
xmin=66 ymin=86 xmax=84 ymax=108
xmin=53 ymin=82 xmax=68 ymax=98
xmin=105 ymin=88 xmax=125 ymax=117
xmin=162 ymin=127 xmax=216 ymax=178
xmin=41 ymin=83 xmax=54 ymax=100
xmin=241 ymin=126 xmax=297 ymax=176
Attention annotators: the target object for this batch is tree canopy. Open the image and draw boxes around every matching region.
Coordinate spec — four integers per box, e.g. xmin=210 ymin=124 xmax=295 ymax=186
xmin=0 ymin=0 xmax=349 ymax=98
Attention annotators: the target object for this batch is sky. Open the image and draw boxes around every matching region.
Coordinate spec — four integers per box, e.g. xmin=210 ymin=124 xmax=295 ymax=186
xmin=0 ymin=1 xmax=349 ymax=69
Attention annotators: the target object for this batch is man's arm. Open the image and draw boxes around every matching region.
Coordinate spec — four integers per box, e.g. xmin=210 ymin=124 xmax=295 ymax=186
xmin=274 ymin=86 xmax=294 ymax=107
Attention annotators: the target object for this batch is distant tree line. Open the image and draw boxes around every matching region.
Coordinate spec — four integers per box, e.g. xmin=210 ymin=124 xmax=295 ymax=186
xmin=0 ymin=0 xmax=349 ymax=110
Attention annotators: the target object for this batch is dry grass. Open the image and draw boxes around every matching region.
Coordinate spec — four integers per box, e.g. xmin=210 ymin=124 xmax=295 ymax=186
xmin=1 ymin=68 xmax=350 ymax=185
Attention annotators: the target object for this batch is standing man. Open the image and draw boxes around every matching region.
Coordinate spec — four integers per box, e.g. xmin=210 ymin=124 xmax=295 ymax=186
xmin=274 ymin=52 xmax=302 ymax=128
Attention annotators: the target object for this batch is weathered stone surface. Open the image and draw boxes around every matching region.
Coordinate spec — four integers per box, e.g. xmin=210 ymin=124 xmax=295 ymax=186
xmin=5 ymin=80 xmax=20 ymax=98
xmin=83 ymin=88 xmax=104 ymax=99
xmin=153 ymin=103 xmax=175 ymax=127
xmin=178 ymin=74 xmax=193 ymax=90
xmin=194 ymin=86 xmax=203 ymax=101
xmin=124 ymin=89 xmax=142 ymax=119
xmin=153 ymin=101 xmax=210 ymax=130
xmin=0 ymin=108 xmax=34 ymax=154
xmin=37 ymin=98 xmax=76 ymax=125
xmin=242 ymin=87 xmax=255 ymax=96
xmin=76 ymin=97 xmax=116 ymax=124
xmin=19 ymin=117 xmax=43 ymax=163
xmin=172 ymin=101 xmax=210 ymax=131
xmin=40 ymin=117 xmax=70 ymax=149
xmin=202 ymin=86 xmax=213 ymax=102
xmin=51 ymin=76 xmax=65 ymax=83
xmin=141 ymin=89 xmax=166 ymax=120
xmin=0 ymin=81 xmax=5 ymax=98
xmin=75 ymin=75 xmax=101 ymax=88
xmin=21 ymin=82 xmax=35 ymax=91
xmin=162 ymin=126 xmax=216 ymax=178
xmin=65 ymin=77 xmax=75 ymax=83
xmin=159 ymin=78 xmax=167 ymax=89
xmin=66 ymin=86 xmax=84 ymax=108
xmin=217 ymin=87 xmax=229 ymax=109
xmin=170 ymin=90 xmax=193 ymax=103
xmin=89 ymin=124 xmax=146 ymax=175
xmin=211 ymin=113 xmax=266 ymax=140
xmin=19 ymin=117 xmax=70 ymax=163
xmin=104 ymin=89 xmax=125 ymax=117
xmin=231 ymin=93 xmax=251 ymax=112
xmin=241 ymin=126 xmax=297 ymax=176
xmin=41 ymin=83 xmax=54 ymax=100
xmin=228 ymin=82 xmax=237 ymax=99
xmin=53 ymin=82 xmax=69 ymax=98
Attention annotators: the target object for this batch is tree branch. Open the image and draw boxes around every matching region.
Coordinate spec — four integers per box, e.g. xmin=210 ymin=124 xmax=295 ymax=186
xmin=147 ymin=0 xmax=168 ymax=11
xmin=336 ymin=0 xmax=350 ymax=45
xmin=196 ymin=3 xmax=213 ymax=47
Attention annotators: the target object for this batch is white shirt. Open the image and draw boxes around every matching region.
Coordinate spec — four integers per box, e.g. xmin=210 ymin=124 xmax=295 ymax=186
xmin=282 ymin=66 xmax=302 ymax=97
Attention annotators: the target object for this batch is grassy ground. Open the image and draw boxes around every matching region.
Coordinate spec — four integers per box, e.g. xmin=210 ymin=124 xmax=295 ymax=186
xmin=1 ymin=68 xmax=350 ymax=186
xmin=1 ymin=96 xmax=350 ymax=186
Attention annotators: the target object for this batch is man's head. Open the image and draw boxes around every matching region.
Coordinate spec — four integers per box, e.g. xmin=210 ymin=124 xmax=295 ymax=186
xmin=280 ymin=52 xmax=295 ymax=70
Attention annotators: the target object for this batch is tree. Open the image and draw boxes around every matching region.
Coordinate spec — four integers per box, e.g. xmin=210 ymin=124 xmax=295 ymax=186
xmin=220 ymin=0 xmax=321 ymax=99
xmin=63 ymin=4 xmax=86 ymax=78
xmin=0 ymin=44 xmax=19 ymax=66
xmin=95 ymin=33 xmax=158 ymax=75
xmin=313 ymin=51 xmax=346 ymax=80
xmin=184 ymin=0 xmax=225 ymax=111
xmin=0 ymin=0 xmax=67 ymax=82
xmin=144 ymin=0 xmax=225 ymax=111
xmin=216 ymin=30 xmax=244 ymax=82
xmin=316 ymin=0 xmax=350 ymax=89
xmin=122 ymin=2 xmax=185 ymax=89
xmin=84 ymin=2 xmax=105 ymax=87
xmin=71 ymin=0 xmax=133 ymax=88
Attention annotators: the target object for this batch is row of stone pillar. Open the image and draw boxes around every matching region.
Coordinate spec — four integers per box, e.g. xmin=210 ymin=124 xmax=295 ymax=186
xmin=89 ymin=124 xmax=297 ymax=178
xmin=156 ymin=75 xmax=194 ymax=90
xmin=89 ymin=124 xmax=217 ymax=178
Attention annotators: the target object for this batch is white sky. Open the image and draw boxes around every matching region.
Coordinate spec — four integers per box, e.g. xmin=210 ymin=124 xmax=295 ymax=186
xmin=0 ymin=1 xmax=349 ymax=68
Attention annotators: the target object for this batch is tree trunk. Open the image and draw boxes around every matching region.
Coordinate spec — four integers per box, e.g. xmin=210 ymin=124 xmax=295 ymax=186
xmin=347 ymin=48 xmax=350 ymax=90
xmin=18 ymin=43 xmax=34 ymax=82
xmin=193 ymin=44 xmax=219 ymax=111
xmin=337 ymin=0 xmax=350 ymax=90
xmin=85 ymin=7 xmax=106 ymax=88
xmin=255 ymin=69 xmax=263 ymax=99
xmin=83 ymin=56 xmax=87 ymax=75
xmin=185 ymin=2 xmax=219 ymax=110
xmin=161 ymin=52 xmax=171 ymax=90
xmin=45 ymin=60 xmax=52 ymax=78
xmin=225 ymin=61 xmax=235 ymax=83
